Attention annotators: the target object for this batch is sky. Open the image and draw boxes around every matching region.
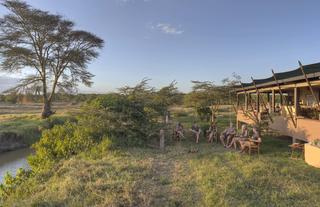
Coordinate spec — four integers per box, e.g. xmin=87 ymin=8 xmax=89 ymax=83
xmin=1 ymin=0 xmax=320 ymax=93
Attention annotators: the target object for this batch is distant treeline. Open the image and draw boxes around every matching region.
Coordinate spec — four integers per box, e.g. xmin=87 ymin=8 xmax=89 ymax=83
xmin=0 ymin=93 xmax=102 ymax=104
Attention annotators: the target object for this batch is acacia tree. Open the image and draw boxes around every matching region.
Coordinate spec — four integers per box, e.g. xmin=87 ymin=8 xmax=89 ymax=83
xmin=0 ymin=0 xmax=104 ymax=118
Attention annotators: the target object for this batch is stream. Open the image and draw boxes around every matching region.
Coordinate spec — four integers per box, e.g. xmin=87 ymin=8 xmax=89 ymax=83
xmin=0 ymin=148 xmax=32 ymax=183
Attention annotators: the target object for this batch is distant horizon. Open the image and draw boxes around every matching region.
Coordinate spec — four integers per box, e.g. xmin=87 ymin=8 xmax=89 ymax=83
xmin=1 ymin=0 xmax=320 ymax=93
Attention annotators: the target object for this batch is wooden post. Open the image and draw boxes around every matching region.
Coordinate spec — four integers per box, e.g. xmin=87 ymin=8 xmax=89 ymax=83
xmin=236 ymin=94 xmax=239 ymax=108
xmin=256 ymin=92 xmax=260 ymax=113
xmin=294 ymin=87 xmax=300 ymax=116
xmin=159 ymin=129 xmax=165 ymax=151
xmin=272 ymin=90 xmax=275 ymax=113
xmin=245 ymin=93 xmax=248 ymax=110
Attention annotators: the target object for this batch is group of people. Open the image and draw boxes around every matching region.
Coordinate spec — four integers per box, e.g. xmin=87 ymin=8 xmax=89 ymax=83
xmin=219 ymin=123 xmax=260 ymax=152
xmin=174 ymin=121 xmax=260 ymax=153
xmin=175 ymin=122 xmax=203 ymax=143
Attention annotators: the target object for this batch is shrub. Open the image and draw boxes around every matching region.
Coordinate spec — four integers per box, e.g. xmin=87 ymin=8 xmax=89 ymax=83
xmin=28 ymin=122 xmax=96 ymax=171
xmin=0 ymin=168 xmax=31 ymax=201
xmin=79 ymin=94 xmax=156 ymax=147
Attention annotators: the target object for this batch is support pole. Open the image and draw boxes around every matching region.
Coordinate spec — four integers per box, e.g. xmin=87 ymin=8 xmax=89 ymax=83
xmin=294 ymin=87 xmax=300 ymax=116
xmin=256 ymin=92 xmax=260 ymax=113
xmin=272 ymin=90 xmax=275 ymax=112
xmin=245 ymin=93 xmax=248 ymax=110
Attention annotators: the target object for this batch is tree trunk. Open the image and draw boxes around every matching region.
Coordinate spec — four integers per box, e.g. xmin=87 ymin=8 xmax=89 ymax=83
xmin=41 ymin=99 xmax=53 ymax=119
xmin=41 ymin=79 xmax=53 ymax=119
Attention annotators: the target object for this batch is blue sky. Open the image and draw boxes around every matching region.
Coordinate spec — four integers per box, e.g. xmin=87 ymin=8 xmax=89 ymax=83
xmin=1 ymin=0 xmax=320 ymax=92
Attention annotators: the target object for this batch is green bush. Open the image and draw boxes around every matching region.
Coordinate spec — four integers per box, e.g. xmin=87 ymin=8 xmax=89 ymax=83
xmin=79 ymin=94 xmax=156 ymax=147
xmin=0 ymin=168 xmax=31 ymax=201
xmin=196 ymin=106 xmax=211 ymax=121
xmin=28 ymin=122 xmax=96 ymax=172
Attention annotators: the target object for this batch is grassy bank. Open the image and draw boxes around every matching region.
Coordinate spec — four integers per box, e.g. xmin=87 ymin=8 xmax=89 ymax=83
xmin=2 ymin=105 xmax=320 ymax=206
xmin=3 ymin=138 xmax=320 ymax=206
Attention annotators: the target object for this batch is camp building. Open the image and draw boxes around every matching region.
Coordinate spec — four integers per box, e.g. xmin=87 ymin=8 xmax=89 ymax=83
xmin=235 ymin=62 xmax=320 ymax=143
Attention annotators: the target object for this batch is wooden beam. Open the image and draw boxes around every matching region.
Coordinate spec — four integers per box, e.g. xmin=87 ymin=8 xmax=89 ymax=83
xmin=272 ymin=69 xmax=297 ymax=128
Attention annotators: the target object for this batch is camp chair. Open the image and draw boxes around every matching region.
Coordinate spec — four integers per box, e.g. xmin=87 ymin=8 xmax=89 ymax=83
xmin=240 ymin=137 xmax=262 ymax=155
xmin=289 ymin=143 xmax=304 ymax=159
xmin=248 ymin=137 xmax=262 ymax=155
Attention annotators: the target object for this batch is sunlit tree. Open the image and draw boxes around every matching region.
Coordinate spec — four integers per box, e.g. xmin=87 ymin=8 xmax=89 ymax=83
xmin=0 ymin=0 xmax=104 ymax=118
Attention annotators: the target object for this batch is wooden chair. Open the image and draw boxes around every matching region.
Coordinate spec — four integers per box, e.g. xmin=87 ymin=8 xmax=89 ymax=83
xmin=289 ymin=143 xmax=304 ymax=159
xmin=247 ymin=138 xmax=262 ymax=155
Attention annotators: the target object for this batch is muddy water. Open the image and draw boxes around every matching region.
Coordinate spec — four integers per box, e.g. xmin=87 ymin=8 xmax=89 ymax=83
xmin=0 ymin=148 xmax=32 ymax=182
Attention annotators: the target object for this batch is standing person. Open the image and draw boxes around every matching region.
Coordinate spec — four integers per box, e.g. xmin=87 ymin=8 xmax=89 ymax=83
xmin=190 ymin=122 xmax=201 ymax=144
xmin=219 ymin=123 xmax=236 ymax=147
xmin=207 ymin=122 xmax=218 ymax=143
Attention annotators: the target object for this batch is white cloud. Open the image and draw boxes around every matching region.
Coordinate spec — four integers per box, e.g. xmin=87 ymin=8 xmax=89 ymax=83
xmin=152 ymin=23 xmax=184 ymax=35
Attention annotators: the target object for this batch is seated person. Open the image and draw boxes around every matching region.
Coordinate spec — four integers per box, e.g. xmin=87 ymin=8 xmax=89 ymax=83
xmin=227 ymin=124 xmax=249 ymax=149
xmin=206 ymin=122 xmax=218 ymax=143
xmin=190 ymin=123 xmax=201 ymax=144
xmin=239 ymin=126 xmax=260 ymax=153
xmin=220 ymin=123 xmax=236 ymax=147
xmin=174 ymin=122 xmax=184 ymax=141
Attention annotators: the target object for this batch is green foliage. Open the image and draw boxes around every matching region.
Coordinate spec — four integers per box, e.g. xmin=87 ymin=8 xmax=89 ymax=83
xmin=28 ymin=122 xmax=96 ymax=171
xmin=79 ymin=93 xmax=155 ymax=147
xmin=28 ymin=84 xmax=175 ymax=172
xmin=0 ymin=168 xmax=31 ymax=201
xmin=0 ymin=92 xmax=19 ymax=104
xmin=196 ymin=106 xmax=212 ymax=121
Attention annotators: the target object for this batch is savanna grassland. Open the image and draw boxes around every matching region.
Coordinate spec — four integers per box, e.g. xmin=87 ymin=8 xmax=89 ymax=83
xmin=0 ymin=103 xmax=80 ymax=147
xmin=2 ymin=105 xmax=320 ymax=207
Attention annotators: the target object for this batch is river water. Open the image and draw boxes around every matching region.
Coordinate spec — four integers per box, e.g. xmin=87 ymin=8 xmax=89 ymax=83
xmin=0 ymin=148 xmax=32 ymax=183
